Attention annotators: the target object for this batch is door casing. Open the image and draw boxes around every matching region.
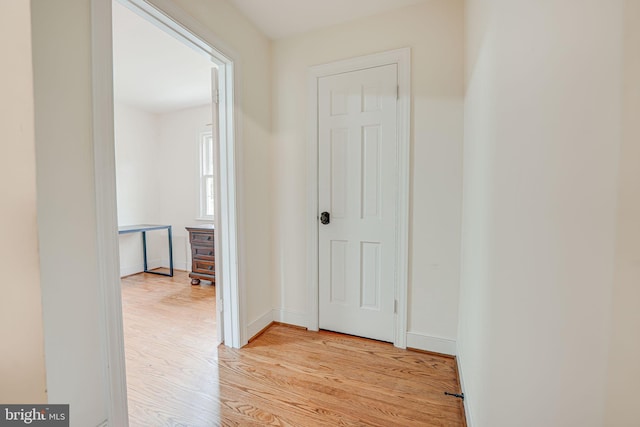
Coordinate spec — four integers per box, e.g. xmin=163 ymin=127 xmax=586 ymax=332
xmin=307 ymin=48 xmax=411 ymax=348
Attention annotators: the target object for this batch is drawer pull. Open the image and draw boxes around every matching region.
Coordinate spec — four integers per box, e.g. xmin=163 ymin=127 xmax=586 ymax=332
xmin=207 ymin=266 xmax=213 ymax=270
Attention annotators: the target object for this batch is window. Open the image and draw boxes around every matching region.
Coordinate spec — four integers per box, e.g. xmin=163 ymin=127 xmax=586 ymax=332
xmin=199 ymin=132 xmax=214 ymax=219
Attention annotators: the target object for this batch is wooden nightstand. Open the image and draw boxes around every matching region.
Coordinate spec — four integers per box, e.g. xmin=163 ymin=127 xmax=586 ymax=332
xmin=185 ymin=224 xmax=215 ymax=285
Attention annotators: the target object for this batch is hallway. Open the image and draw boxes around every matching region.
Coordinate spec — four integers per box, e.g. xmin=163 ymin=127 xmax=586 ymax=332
xmin=121 ymin=273 xmax=465 ymax=426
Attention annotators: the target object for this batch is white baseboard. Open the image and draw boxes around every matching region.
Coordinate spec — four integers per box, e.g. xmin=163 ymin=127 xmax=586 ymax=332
xmin=247 ymin=309 xmax=310 ymax=341
xmin=456 ymin=349 xmax=474 ymax=427
xmin=272 ymin=309 xmax=308 ymax=329
xmin=119 ymin=258 xmax=188 ymax=277
xmin=120 ymin=264 xmax=144 ymax=277
xmin=406 ymin=332 xmax=457 ymax=356
xmin=159 ymin=258 xmax=188 ymax=271
xmin=147 ymin=258 xmax=163 ymax=270
xmin=247 ymin=310 xmax=274 ymax=339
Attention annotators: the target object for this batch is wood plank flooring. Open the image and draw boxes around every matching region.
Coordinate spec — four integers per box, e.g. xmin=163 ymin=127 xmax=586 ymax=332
xmin=121 ymin=271 xmax=219 ymax=426
xmin=121 ymin=272 xmax=466 ymax=426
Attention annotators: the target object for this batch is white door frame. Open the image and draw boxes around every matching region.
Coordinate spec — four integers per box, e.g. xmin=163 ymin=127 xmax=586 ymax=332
xmin=307 ymin=48 xmax=411 ymax=348
xmin=91 ymin=0 xmax=245 ymax=424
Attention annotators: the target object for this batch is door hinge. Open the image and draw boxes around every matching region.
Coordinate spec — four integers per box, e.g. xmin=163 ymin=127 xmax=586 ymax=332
xmin=396 ymin=85 xmax=399 ymax=100
xmin=214 ymin=89 xmax=220 ymax=104
xmin=394 ymin=300 xmax=398 ymax=314
xmin=217 ymin=298 xmax=224 ymax=312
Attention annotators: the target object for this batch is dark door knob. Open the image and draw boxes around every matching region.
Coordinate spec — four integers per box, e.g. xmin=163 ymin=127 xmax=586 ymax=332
xmin=320 ymin=212 xmax=330 ymax=225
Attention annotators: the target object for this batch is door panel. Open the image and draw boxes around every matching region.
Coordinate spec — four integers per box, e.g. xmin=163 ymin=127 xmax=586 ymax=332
xmin=330 ymin=128 xmax=348 ymax=219
xmin=362 ymin=125 xmax=381 ymax=219
xmin=330 ymin=240 xmax=348 ymax=303
xmin=360 ymin=241 xmax=381 ymax=310
xmin=318 ymin=64 xmax=398 ymax=342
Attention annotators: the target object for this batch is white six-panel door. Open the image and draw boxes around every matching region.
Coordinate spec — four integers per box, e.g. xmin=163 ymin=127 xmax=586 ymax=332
xmin=318 ymin=64 xmax=398 ymax=342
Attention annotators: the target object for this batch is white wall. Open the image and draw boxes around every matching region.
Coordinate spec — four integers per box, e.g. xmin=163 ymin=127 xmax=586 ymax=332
xmin=459 ymin=0 xmax=623 ymax=425
xmin=157 ymin=104 xmax=213 ymax=272
xmin=114 ymin=102 xmax=164 ymax=276
xmin=114 ymin=103 xmax=160 ymax=225
xmin=31 ymin=0 xmax=108 ymax=425
xmin=0 ymin=0 xmax=47 ymax=404
xmin=271 ymin=0 xmax=464 ymax=352
xmin=604 ymin=1 xmax=640 ymax=425
xmin=114 ymin=103 xmax=213 ymax=276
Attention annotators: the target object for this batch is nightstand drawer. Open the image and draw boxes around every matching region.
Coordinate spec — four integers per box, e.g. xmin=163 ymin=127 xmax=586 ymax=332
xmin=192 ymin=246 xmax=214 ymax=260
xmin=190 ymin=231 xmax=213 ymax=244
xmin=193 ymin=260 xmax=215 ymax=275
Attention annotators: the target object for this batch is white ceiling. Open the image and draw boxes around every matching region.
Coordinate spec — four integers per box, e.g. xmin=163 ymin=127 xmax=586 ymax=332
xmin=227 ymin=0 xmax=429 ymax=39
xmin=112 ymin=0 xmax=428 ymax=113
xmin=112 ymin=1 xmax=214 ymax=114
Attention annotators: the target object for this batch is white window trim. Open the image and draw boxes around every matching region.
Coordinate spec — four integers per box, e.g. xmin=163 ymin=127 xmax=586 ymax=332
xmin=197 ymin=130 xmax=214 ymax=221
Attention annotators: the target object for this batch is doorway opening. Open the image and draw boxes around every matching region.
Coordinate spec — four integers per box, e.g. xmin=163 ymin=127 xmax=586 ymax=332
xmin=92 ymin=0 xmax=243 ymax=423
xmin=112 ymin=1 xmax=221 ymax=423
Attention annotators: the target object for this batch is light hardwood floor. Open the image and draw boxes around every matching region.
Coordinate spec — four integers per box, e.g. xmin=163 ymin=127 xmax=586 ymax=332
xmin=121 ymin=270 xmax=218 ymax=426
xmin=121 ymin=271 xmax=466 ymax=426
